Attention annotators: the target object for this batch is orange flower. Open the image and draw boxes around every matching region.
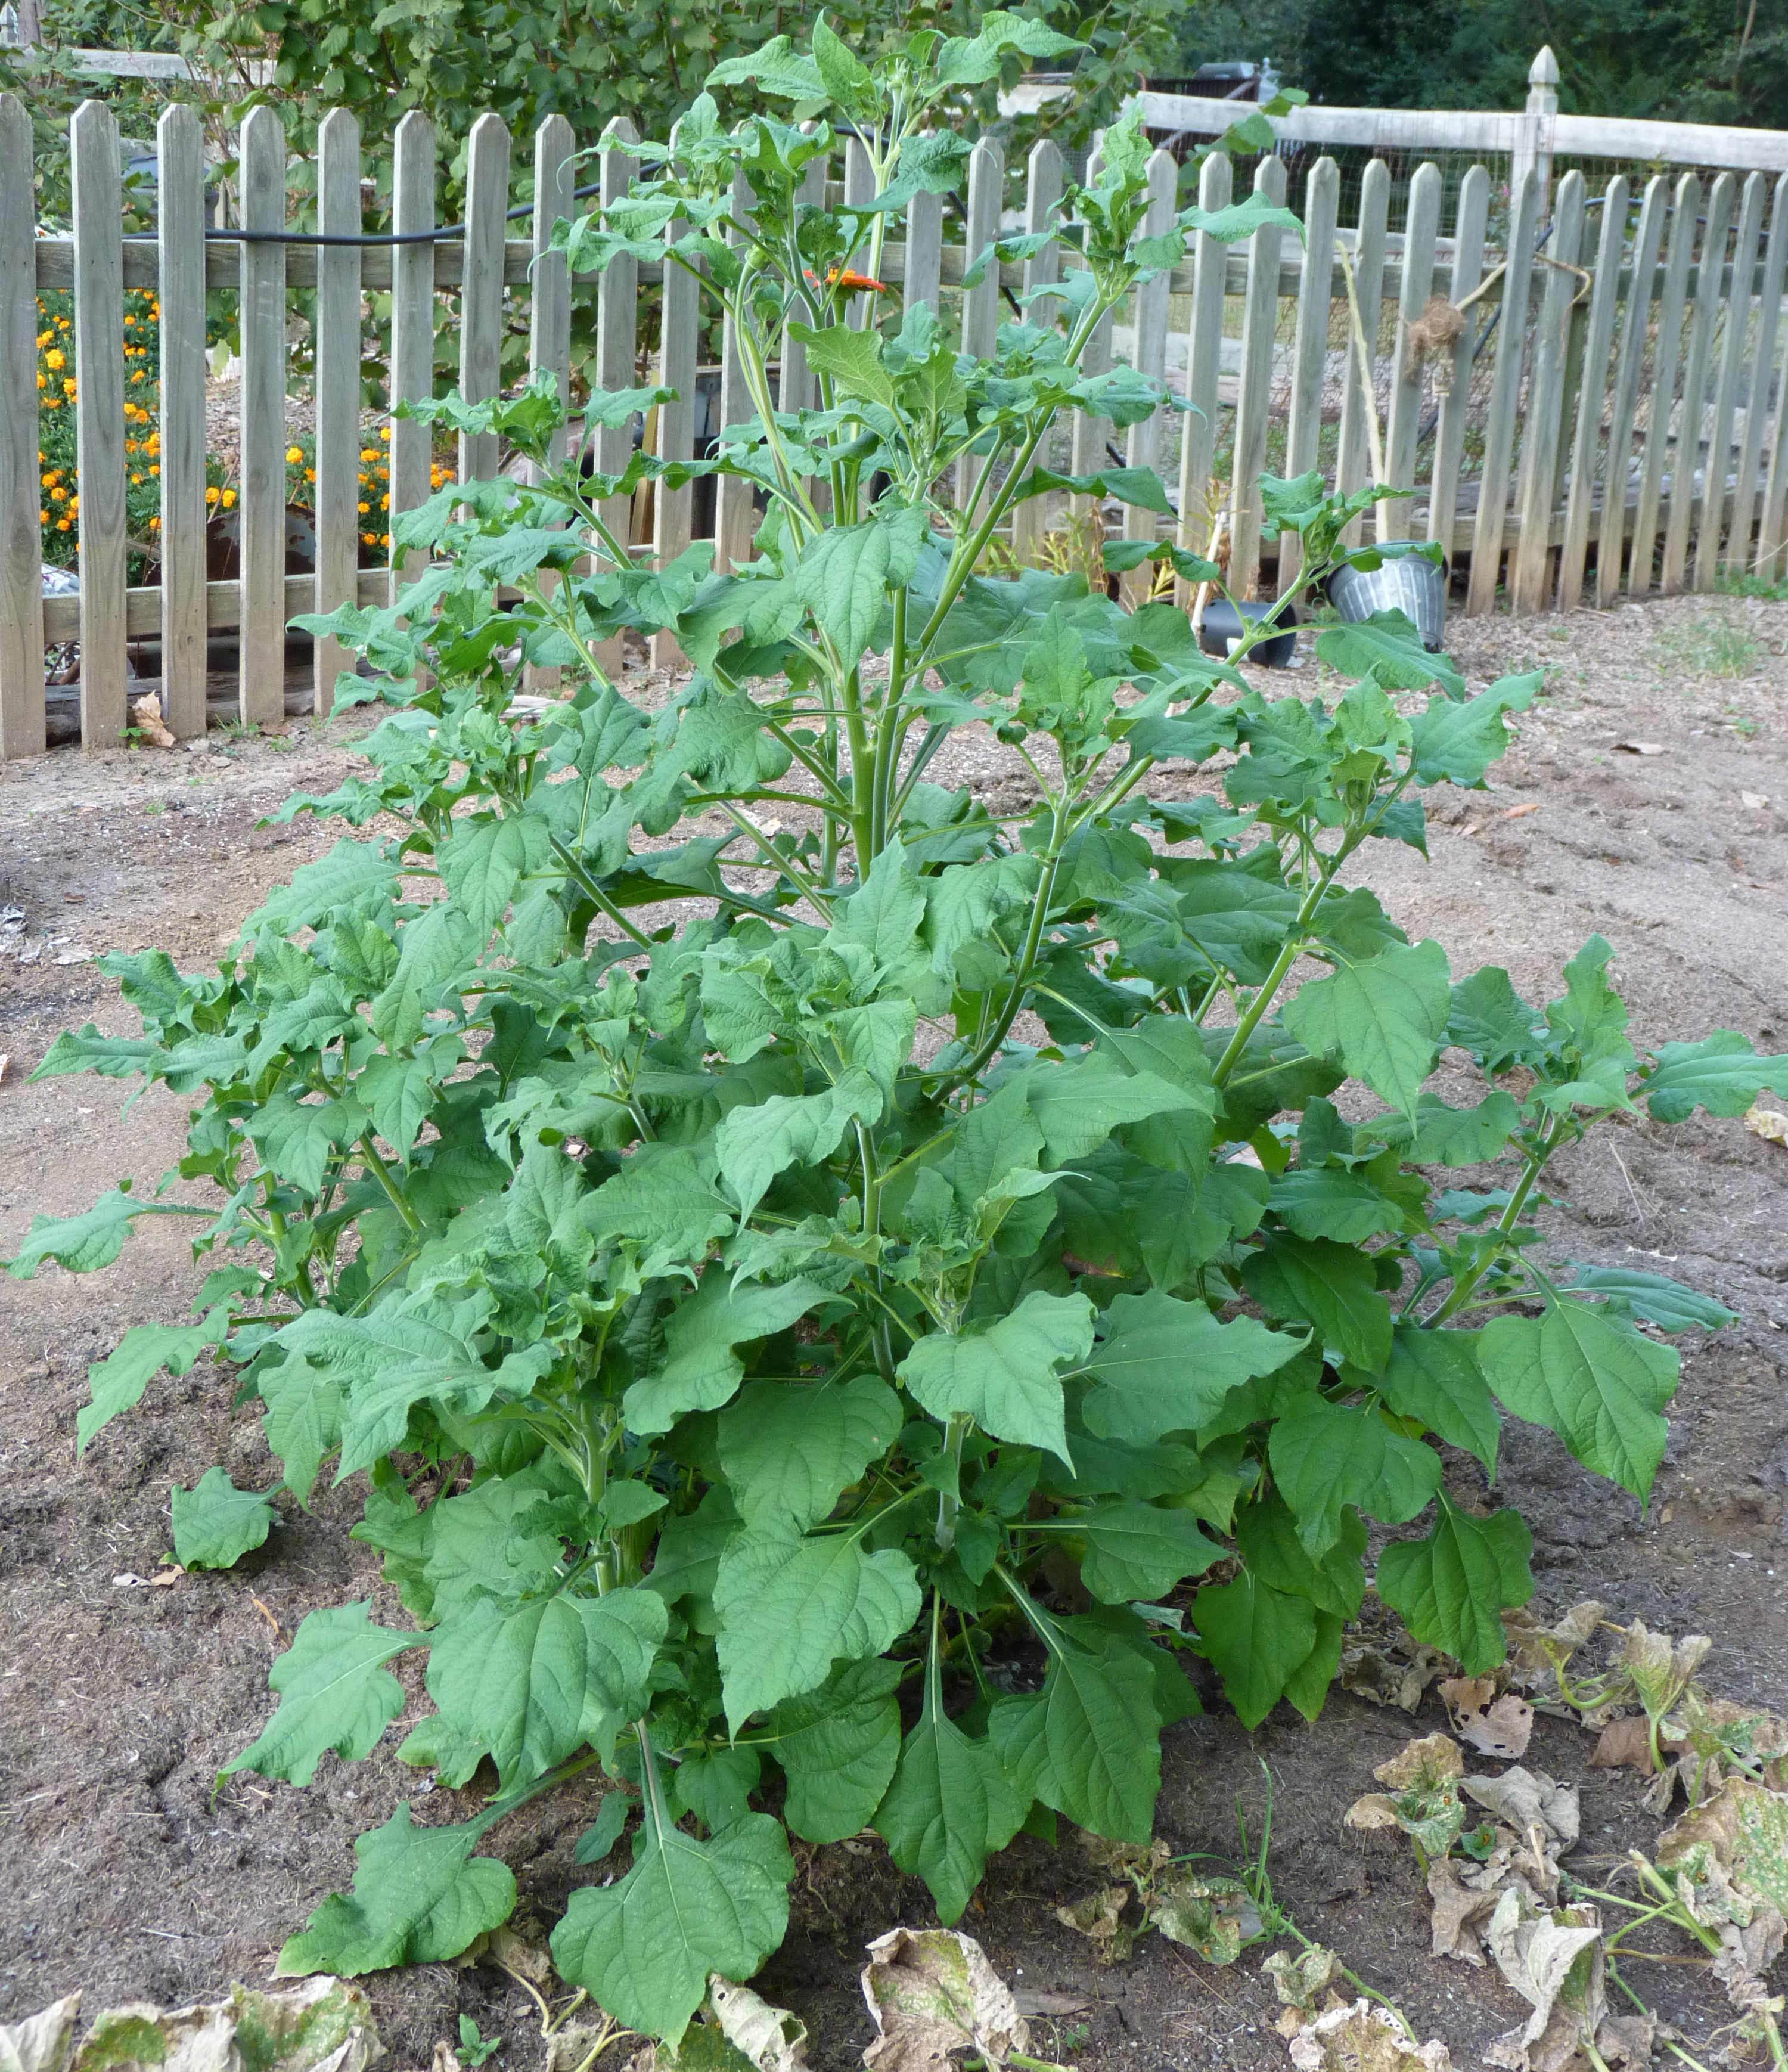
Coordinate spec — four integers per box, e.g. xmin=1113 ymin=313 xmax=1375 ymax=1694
xmin=45 ymin=348 xmax=65 ymax=370
xmin=806 ymin=266 xmax=890 ymax=293
xmin=221 ymin=489 xmax=236 ymax=508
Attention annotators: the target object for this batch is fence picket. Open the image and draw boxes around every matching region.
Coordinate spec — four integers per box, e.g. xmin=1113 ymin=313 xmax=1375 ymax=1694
xmin=238 ymin=104 xmax=288 ymax=727
xmin=1629 ymin=174 xmax=1700 ymax=596
xmin=1277 ymin=157 xmax=1339 ymax=598
xmin=1174 ymin=150 xmax=1232 ymax=587
xmin=1069 ymin=144 xmax=1113 ymax=516
xmin=651 ymin=148 xmax=699 ymax=672
xmin=1597 ymin=176 xmax=1668 ymax=605
xmin=1428 ymin=163 xmax=1489 ymax=566
xmin=845 ymin=138 xmax=875 ymax=331
xmin=780 ymin=149 xmax=828 ymax=420
xmin=715 ymin=170 xmax=756 ymax=575
xmin=1663 ymin=172 xmax=1736 ymax=591
xmin=593 ymin=120 xmax=638 ymax=678
xmin=72 ymin=99 xmax=128 ymax=746
xmin=311 ymin=108 xmax=362 ymax=718
xmin=955 ymin=139 xmax=1004 ymax=519
xmin=1466 ymin=168 xmax=1542 ymax=613
xmin=1120 ymin=149 xmax=1178 ymax=600
xmin=1762 ymin=327 xmax=1788 ymax=579
xmin=1336 ymin=159 xmax=1390 ymax=551
xmin=458 ymin=114 xmax=512 ymax=485
xmin=1729 ymin=174 xmax=1788 ymax=576
xmin=1012 ymin=140 xmax=1062 ymax=566
xmin=904 ymin=183 xmax=943 ymax=317
xmin=389 ymin=111 xmax=436 ymax=597
xmin=520 ymin=112 xmax=575 ymax=695
xmin=1228 ymin=157 xmax=1289 ymax=598
xmin=0 ymin=94 xmax=42 ymax=758
xmin=1695 ymin=170 xmax=1766 ymax=590
xmin=1383 ymin=161 xmax=1442 ymax=545
xmin=1511 ymin=170 xmax=1587 ymax=613
xmin=1556 ymin=175 xmax=1628 ymax=610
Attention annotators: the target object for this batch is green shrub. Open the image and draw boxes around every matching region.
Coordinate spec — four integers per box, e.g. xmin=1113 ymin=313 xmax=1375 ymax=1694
xmin=10 ymin=20 xmax=1786 ymax=2049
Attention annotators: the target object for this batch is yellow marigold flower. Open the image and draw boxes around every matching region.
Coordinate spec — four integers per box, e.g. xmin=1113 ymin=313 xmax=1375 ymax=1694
xmin=40 ymin=509 xmax=48 ymax=523
xmin=286 ymin=445 xmax=303 ymax=464
xmin=45 ymin=349 xmax=65 ymax=370
xmin=51 ymin=486 xmax=67 ymax=501
xmin=149 ymin=515 xmax=160 ymax=528
xmin=361 ymin=529 xmax=375 ymax=543
xmin=361 ymin=446 xmax=378 ymax=461
xmin=221 ymin=489 xmax=236 ymax=508
xmin=380 ymin=426 xmax=391 ymax=441
xmin=381 ymin=532 xmax=390 ymax=546
xmin=36 ymin=374 xmax=46 ymax=390
xmin=131 ymin=370 xmax=145 ymax=383
xmin=56 ymin=517 xmax=70 ymax=531
xmin=149 ymin=464 xmax=159 ymax=477
xmin=131 ymin=472 xmax=142 ymax=485
xmin=358 ymin=500 xmax=370 ymax=513
xmin=63 ymin=378 xmax=76 ymax=395
xmin=376 ymin=465 xmax=389 ymax=480
xmin=304 ymin=467 xmax=315 ymax=482
xmin=380 ymin=493 xmax=389 ymax=509
xmin=206 ymin=485 xmax=221 ymax=504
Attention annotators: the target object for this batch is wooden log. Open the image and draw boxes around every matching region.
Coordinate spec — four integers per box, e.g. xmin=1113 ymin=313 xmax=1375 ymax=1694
xmin=1069 ymin=144 xmax=1114 ymax=515
xmin=650 ymin=127 xmax=698 ymax=672
xmin=0 ymin=94 xmax=46 ymax=759
xmin=715 ymin=169 xmax=757 ymax=575
xmin=1662 ymin=172 xmax=1735 ymax=593
xmin=72 ymin=99 xmax=128 ymax=746
xmin=1011 ymin=139 xmax=1063 ymax=566
xmin=458 ymin=113 xmax=511 ymax=486
xmin=1726 ymin=172 xmax=1788 ymax=577
xmin=522 ymin=111 xmax=575 ymax=694
xmin=1427 ymin=165 xmax=1490 ymax=568
xmin=1175 ymin=150 xmax=1232 ymax=587
xmin=389 ymin=110 xmax=436 ymax=593
xmin=1120 ymin=148 xmax=1178 ymax=600
xmin=955 ymin=138 xmax=1004 ymax=519
xmin=593 ymin=119 xmax=638 ymax=678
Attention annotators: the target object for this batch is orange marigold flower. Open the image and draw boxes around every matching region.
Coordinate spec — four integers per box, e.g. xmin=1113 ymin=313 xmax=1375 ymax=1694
xmin=56 ymin=517 xmax=71 ymax=531
xmin=221 ymin=489 xmax=236 ymax=508
xmin=206 ymin=485 xmax=221 ymax=504
xmin=45 ymin=349 xmax=65 ymax=370
xmin=286 ymin=445 xmax=303 ymax=464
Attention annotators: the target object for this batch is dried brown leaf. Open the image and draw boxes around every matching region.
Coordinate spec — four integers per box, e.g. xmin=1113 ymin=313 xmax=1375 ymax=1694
xmin=1341 ymin=1639 xmax=1452 ymax=1713
xmin=1373 ymin=1735 xmax=1464 ymax=1793
xmin=1286 ymin=2002 xmax=1452 ymax=2071
xmin=1482 ymin=1889 xmax=1606 ymax=2072
xmin=129 ymin=692 xmax=177 ymax=750
xmin=1461 ymin=1769 xmax=1581 ymax=1850
xmin=1426 ymin=1858 xmax=1500 ymax=1967
xmin=0 ymin=1997 xmax=81 ymax=2072
xmin=1745 ymin=1103 xmax=1788 ymax=1146
xmin=1590 ymin=1717 xmax=1658 ymax=1773
xmin=709 ymin=1978 xmax=808 ymax=2072
xmin=66 ymin=1981 xmax=380 ymax=2072
xmin=1439 ymin=1679 xmax=1535 ymax=1760
xmin=859 ymin=1928 xmax=1027 ymax=2072
xmin=1501 ymin=1602 xmax=1606 ymax=1682
xmin=1053 ymin=1888 xmax=1132 ymax=1965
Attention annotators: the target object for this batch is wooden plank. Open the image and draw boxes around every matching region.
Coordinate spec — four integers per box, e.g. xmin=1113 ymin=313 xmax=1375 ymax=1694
xmin=156 ymin=103 xmax=207 ymax=740
xmin=715 ymin=169 xmax=756 ymax=574
xmin=45 ymin=568 xmax=397 ymax=644
xmin=312 ymin=107 xmax=362 ymax=718
xmin=592 ymin=120 xmax=638 ymax=680
xmin=1548 ymin=110 xmax=1788 ymax=176
xmin=72 ymin=99 xmax=128 ymax=747
xmin=1662 ymin=172 xmax=1735 ymax=593
xmin=651 ymin=137 xmax=699 ymax=673
xmin=844 ymin=137 xmax=875 ymax=331
xmin=1277 ymin=154 xmax=1338 ymax=598
xmin=1069 ymin=142 xmax=1113 ymax=511
xmin=1694 ymin=169 xmax=1766 ymax=591
xmin=1556 ymin=174 xmax=1628 ymax=610
xmin=1011 ymin=139 xmax=1063 ymax=566
xmin=1175 ymin=151 xmax=1233 ymax=587
xmin=238 ymin=103 xmax=288 ymax=727
xmin=1628 ymin=174 xmax=1699 ymax=596
xmin=1466 ymin=167 xmax=1541 ymax=613
xmin=1119 ymin=148 xmax=1178 ymax=598
xmin=779 ymin=145 xmax=828 ymax=420
xmin=1382 ymin=160 xmax=1442 ymax=545
xmin=955 ymin=138 xmax=1005 ymax=521
xmin=1727 ymin=173 xmax=1788 ymax=576
xmin=1510 ymin=170 xmax=1586 ymax=613
xmin=1597 ymin=176 xmax=1668 ymax=606
xmin=1336 ymin=158 xmax=1390 ymax=551
xmin=0 ymin=93 xmax=45 ymax=759
xmin=904 ymin=183 xmax=944 ymax=316
xmin=458 ymin=113 xmax=511 ymax=485
xmin=523 ymin=112 xmax=574 ymax=694
xmin=1761 ymin=324 xmax=1788 ymax=580
xmin=1427 ymin=164 xmax=1489 ymax=567
xmin=389 ymin=110 xmax=436 ymax=593
xmin=1228 ymin=156 xmax=1289 ymax=598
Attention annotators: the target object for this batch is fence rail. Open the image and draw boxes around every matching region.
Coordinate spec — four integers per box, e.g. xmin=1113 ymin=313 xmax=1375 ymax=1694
xmin=4 ymin=70 xmax=1788 ymax=760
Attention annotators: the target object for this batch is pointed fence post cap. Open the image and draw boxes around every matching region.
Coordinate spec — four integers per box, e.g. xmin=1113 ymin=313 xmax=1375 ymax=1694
xmin=1529 ymin=46 xmax=1560 ymax=87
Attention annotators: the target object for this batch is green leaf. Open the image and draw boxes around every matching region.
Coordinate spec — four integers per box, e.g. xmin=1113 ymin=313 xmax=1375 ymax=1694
xmin=767 ymin=1657 xmax=905 ymax=1845
xmin=1362 ymin=1090 xmax=1523 ymax=1166
xmin=898 ymin=1292 xmax=1095 ymax=1465
xmin=794 ymin=508 xmax=927 ymax=672
xmin=573 ymin=1792 xmax=632 ymax=1866
xmin=1554 ymin=1266 xmax=1736 ymax=1333
xmin=5 ymin=1187 xmax=145 ymax=1277
xmin=1445 ymin=967 xmax=1545 ymax=1072
xmin=244 ymin=1093 xmax=366 ymax=1195
xmin=437 ymin=813 xmax=550 ymax=940
xmin=426 ymin=1586 xmax=667 ymax=1786
xmin=1267 ymin=1394 xmax=1441 ymax=1552
xmin=1478 ymin=1299 xmax=1678 ymax=1500
xmin=1376 ymin=1496 xmax=1534 ymax=1674
xmin=713 ymin=1528 xmax=922 ymax=1733
xmin=79 ymin=1309 xmax=229 ymax=1453
xmin=623 ymin=1276 xmax=829 ymax=1436
xmin=1234 ymin=1496 xmax=1367 ymax=1621
xmin=1072 ymin=1502 xmax=1224 ymax=1602
xmin=1282 ymin=939 xmax=1451 ymax=1125
xmin=240 ymin=838 xmax=398 ymax=942
xmin=789 ymin=321 xmax=897 ymax=412
xmin=875 ymin=1655 xmax=1027 ymax=1925
xmin=223 ymin=1602 xmax=417 ymax=1787
xmin=260 ymin=1354 xmax=346 ymax=1508
xmin=1369 ymin=1325 xmax=1500 ymax=1471
xmin=715 ymin=1071 xmax=883 ymax=1222
xmin=1242 ymin=1236 xmax=1395 ymax=1372
xmin=1025 ymin=1052 xmax=1206 ymax=1163
xmin=989 ymin=1622 xmax=1162 ymax=1844
xmin=1192 ymin=1572 xmax=1317 ymax=1730
xmin=171 ymin=1467 xmax=278 ymax=1571
xmin=1637 ymin=1030 xmax=1788 ymax=1122
xmin=581 ymin=1143 xmax=737 ymax=1267
xmin=276 ymin=1804 xmax=516 ymax=1977
xmin=718 ymin=1375 xmax=902 ymax=1531
xmin=550 ymin=1802 xmax=793 ymax=2049
xmin=1014 ymin=465 xmax=1172 ymax=516
xmin=32 ymin=1023 xmax=159 ymax=1081
xmin=1265 ymin=1166 xmax=1405 ymax=1243
xmin=1315 ymin=609 xmax=1464 ymax=696
xmin=1079 ymin=1290 xmax=1303 ymax=1445
xmin=1408 ymin=671 xmax=1542 ymax=784
xmin=1284 ymin=1610 xmax=1346 ymax=1721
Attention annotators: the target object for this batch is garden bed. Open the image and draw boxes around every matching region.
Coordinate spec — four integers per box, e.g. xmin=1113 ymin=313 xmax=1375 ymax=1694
xmin=0 ymin=588 xmax=1783 ymax=2070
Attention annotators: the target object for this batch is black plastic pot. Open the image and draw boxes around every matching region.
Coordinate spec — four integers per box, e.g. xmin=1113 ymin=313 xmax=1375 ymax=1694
xmin=1325 ymin=551 xmax=1449 ymax=652
xmin=1197 ymin=597 xmax=1297 ymax=668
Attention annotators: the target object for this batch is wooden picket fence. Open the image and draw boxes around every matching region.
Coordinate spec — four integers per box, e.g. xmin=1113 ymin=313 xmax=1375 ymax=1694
xmin=3 ymin=83 xmax=1788 ymax=760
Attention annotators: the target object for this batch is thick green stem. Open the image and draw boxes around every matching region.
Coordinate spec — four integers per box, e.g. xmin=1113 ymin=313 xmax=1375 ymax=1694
xmin=941 ymin=791 xmax=1072 ymax=1089
xmin=356 ymin=1134 xmax=423 ymax=1238
xmin=1429 ymin=1119 xmax=1561 ymax=1324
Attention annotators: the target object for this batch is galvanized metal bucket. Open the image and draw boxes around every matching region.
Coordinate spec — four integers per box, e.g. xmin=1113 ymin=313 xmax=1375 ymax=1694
xmin=1325 ymin=553 xmax=1449 ymax=652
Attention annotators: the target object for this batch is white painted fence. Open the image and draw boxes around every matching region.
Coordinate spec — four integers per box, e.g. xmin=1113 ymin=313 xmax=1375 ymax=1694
xmin=3 ymin=79 xmax=1788 ymax=760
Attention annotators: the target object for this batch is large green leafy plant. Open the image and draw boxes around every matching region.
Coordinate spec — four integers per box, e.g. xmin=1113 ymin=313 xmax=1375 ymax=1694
xmin=11 ymin=20 xmax=1787 ymax=2048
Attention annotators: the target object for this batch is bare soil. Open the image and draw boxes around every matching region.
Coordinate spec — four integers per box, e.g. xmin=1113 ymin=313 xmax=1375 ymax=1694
xmin=1 ymin=589 xmax=1784 ymax=2071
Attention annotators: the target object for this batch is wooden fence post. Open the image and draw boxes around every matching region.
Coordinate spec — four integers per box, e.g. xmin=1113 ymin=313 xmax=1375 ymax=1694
xmin=1662 ymin=172 xmax=1735 ymax=593
xmin=1383 ymin=160 xmax=1442 ymax=545
xmin=955 ymin=138 xmax=1004 ymax=520
xmin=1228 ymin=156 xmax=1288 ymax=598
xmin=238 ymin=103 xmax=288 ymax=727
xmin=1629 ymin=173 xmax=1699 ymax=596
xmin=651 ymin=121 xmax=698 ymax=672
xmin=1069 ymin=144 xmax=1114 ymax=520
xmin=155 ymin=105 xmax=207 ymax=738
xmin=1466 ymin=166 xmax=1541 ymax=613
xmin=1511 ymin=48 xmax=1559 ymax=224
xmin=1174 ymin=150 xmax=1231 ymax=593
xmin=72 ymin=98 xmax=128 ymax=746
xmin=1336 ymin=159 xmax=1389 ymax=551
xmin=459 ymin=113 xmax=511 ymax=486
xmin=1011 ymin=139 xmax=1062 ymax=566
xmin=904 ymin=176 xmax=943 ymax=318
xmin=1597 ymin=176 xmax=1667 ymax=606
xmin=313 ymin=107 xmax=362 ymax=716
xmin=521 ymin=111 xmax=575 ymax=694
xmin=389 ymin=110 xmax=436 ymax=595
xmin=1728 ymin=173 xmax=1788 ymax=578
xmin=1277 ymin=154 xmax=1339 ymax=600
xmin=1510 ymin=170 xmax=1585 ymax=613
xmin=844 ymin=137 xmax=875 ymax=331
xmin=0 ymin=93 xmax=46 ymax=759
xmin=1695 ymin=169 xmax=1766 ymax=591
xmin=1556 ymin=173 xmax=1628 ymax=610
xmin=715 ymin=169 xmax=756 ymax=575
xmin=593 ymin=119 xmax=638 ymax=678
xmin=1120 ymin=147 xmax=1178 ymax=602
xmin=1427 ymin=163 xmax=1489 ymax=567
